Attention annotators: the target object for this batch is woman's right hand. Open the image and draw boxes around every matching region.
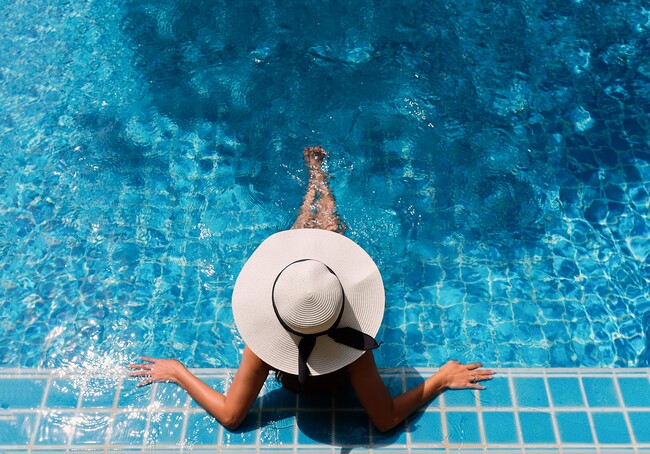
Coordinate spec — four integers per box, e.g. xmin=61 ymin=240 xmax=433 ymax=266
xmin=436 ymin=360 xmax=495 ymax=390
xmin=128 ymin=356 xmax=187 ymax=387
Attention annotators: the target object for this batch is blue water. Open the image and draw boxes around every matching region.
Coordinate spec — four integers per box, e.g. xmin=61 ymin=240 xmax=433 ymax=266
xmin=1 ymin=0 xmax=648 ymax=371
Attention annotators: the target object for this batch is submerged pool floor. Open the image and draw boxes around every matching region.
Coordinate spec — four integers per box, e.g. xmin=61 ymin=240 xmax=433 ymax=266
xmin=0 ymin=367 xmax=648 ymax=453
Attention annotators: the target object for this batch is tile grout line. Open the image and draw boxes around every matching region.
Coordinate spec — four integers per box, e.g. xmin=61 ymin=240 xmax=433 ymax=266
xmin=72 ymin=374 xmax=85 ymax=448
xmin=543 ymin=369 xmax=562 ymax=453
xmin=217 ymin=401 xmax=224 ymax=451
xmin=578 ymin=369 xmax=600 ymax=453
xmin=178 ymin=393 xmax=191 ymax=452
xmin=106 ymin=374 xmax=125 ymax=449
xmin=141 ymin=382 xmax=157 ymax=450
xmin=439 ymin=390 xmax=448 ymax=451
xmin=475 ymin=385 xmax=486 ymax=452
xmin=613 ymin=371 xmax=638 ymax=448
xmin=506 ymin=370 xmax=525 ymax=454
xmin=28 ymin=373 xmax=51 ymax=449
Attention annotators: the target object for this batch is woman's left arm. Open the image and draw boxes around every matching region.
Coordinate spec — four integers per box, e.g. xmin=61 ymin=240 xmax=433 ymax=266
xmin=348 ymin=351 xmax=494 ymax=432
xmin=129 ymin=346 xmax=270 ymax=430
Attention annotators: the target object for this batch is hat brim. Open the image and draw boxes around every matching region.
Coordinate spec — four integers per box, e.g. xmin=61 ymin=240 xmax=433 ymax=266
xmin=232 ymin=229 xmax=385 ymax=376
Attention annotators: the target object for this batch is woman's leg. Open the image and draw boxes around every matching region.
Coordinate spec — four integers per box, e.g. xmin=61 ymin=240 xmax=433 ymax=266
xmin=291 ymin=146 xmax=346 ymax=233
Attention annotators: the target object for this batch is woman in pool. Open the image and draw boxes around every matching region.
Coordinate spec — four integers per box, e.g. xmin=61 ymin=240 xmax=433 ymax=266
xmin=129 ymin=146 xmax=494 ymax=432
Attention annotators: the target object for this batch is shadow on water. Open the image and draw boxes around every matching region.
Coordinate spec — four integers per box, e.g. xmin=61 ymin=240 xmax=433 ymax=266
xmin=114 ymin=0 xmax=561 ymax=245
xmin=74 ymin=112 xmax=171 ymax=187
xmin=110 ymin=0 xmax=650 ymax=246
xmin=220 ymin=368 xmax=431 ymax=450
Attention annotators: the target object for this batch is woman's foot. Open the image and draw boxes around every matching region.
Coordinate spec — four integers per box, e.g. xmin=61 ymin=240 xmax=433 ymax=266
xmin=292 ymin=145 xmax=346 ymax=233
xmin=303 ymin=146 xmax=327 ymax=172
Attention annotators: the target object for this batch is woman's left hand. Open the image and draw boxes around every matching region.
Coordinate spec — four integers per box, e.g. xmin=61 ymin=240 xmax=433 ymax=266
xmin=437 ymin=360 xmax=495 ymax=390
xmin=128 ymin=357 xmax=187 ymax=387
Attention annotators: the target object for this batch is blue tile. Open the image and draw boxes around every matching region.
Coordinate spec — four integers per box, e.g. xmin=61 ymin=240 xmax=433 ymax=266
xmin=513 ymin=378 xmax=549 ymax=407
xmin=445 ymin=412 xmax=481 ymax=444
xmin=147 ymin=412 xmax=185 ymax=445
xmin=629 ymin=412 xmax=650 ymax=442
xmin=117 ymin=383 xmax=153 ymax=408
xmin=184 ymin=413 xmax=220 ymax=445
xmin=383 ymin=376 xmax=404 ymax=396
xmin=618 ymin=378 xmax=650 ymax=407
xmin=373 ymin=419 xmax=408 ymax=445
xmin=259 ymin=411 xmax=296 ymax=445
xmin=444 ymin=389 xmax=477 ymax=407
xmin=154 ymin=383 xmax=188 ymax=408
xmin=0 ymin=379 xmax=46 ymax=409
xmin=582 ymin=377 xmax=619 ymax=407
xmin=221 ymin=411 xmax=259 ymax=445
xmin=334 ymin=411 xmax=370 ymax=445
xmin=72 ymin=412 xmax=111 ymax=445
xmin=34 ymin=411 xmax=75 ymax=445
xmin=0 ymin=412 xmax=37 ymax=445
xmin=45 ymin=379 xmax=81 ymax=408
xmin=482 ymin=411 xmax=518 ymax=443
xmin=479 ymin=377 xmax=512 ymax=407
xmin=262 ymin=383 xmax=298 ymax=409
xmin=81 ymin=378 xmax=118 ymax=408
xmin=110 ymin=411 xmax=148 ymax=445
xmin=592 ymin=412 xmax=630 ymax=444
xmin=547 ymin=378 xmax=584 ymax=407
xmin=555 ymin=412 xmax=592 ymax=443
xmin=409 ymin=411 xmax=443 ymax=443
xmin=518 ymin=411 xmax=555 ymax=443
xmin=297 ymin=411 xmax=333 ymax=444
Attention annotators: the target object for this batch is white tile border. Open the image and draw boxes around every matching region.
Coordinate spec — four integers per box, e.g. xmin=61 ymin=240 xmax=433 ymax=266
xmin=0 ymin=367 xmax=648 ymax=452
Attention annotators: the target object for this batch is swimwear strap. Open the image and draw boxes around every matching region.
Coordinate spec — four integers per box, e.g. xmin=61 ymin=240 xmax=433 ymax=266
xmin=297 ymin=327 xmax=379 ymax=385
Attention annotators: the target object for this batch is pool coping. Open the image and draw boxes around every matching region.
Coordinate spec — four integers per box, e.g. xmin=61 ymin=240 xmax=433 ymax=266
xmin=1 ymin=367 xmax=649 ymax=452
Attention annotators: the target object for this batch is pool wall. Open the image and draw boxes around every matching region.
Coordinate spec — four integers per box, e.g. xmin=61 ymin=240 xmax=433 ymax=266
xmin=1 ymin=367 xmax=649 ymax=452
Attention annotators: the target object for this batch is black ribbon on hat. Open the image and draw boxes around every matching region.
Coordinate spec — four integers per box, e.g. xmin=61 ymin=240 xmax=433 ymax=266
xmin=272 ymin=259 xmax=380 ymax=385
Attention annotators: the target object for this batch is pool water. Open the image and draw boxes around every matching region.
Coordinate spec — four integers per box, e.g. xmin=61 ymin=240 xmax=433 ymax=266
xmin=1 ymin=0 xmax=649 ymax=373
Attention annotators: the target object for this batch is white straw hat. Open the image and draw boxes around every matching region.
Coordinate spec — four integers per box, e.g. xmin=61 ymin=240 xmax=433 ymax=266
xmin=232 ymin=229 xmax=385 ymax=381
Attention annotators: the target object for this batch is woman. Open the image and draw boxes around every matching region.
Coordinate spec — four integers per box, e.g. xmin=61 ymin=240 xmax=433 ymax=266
xmin=129 ymin=146 xmax=494 ymax=433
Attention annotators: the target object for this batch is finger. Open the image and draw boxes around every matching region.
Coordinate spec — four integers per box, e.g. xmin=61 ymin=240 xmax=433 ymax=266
xmin=137 ymin=377 xmax=154 ymax=387
xmin=139 ymin=356 xmax=157 ymax=363
xmin=475 ymin=369 xmax=495 ymax=377
xmin=465 ymin=362 xmax=484 ymax=370
xmin=465 ymin=378 xmax=485 ymax=389
xmin=128 ymin=371 xmax=152 ymax=378
xmin=474 ymin=375 xmax=493 ymax=383
xmin=128 ymin=363 xmax=152 ymax=370
xmin=475 ymin=371 xmax=495 ymax=381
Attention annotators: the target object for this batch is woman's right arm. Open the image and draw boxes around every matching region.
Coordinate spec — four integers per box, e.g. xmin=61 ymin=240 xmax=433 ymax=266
xmin=348 ymin=351 xmax=494 ymax=432
xmin=129 ymin=346 xmax=270 ymax=430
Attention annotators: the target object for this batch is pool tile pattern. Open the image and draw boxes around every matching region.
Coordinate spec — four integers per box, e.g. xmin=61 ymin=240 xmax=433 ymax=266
xmin=0 ymin=368 xmax=648 ymax=452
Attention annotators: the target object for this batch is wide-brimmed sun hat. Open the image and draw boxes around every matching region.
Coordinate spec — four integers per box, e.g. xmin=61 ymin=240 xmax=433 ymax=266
xmin=232 ymin=229 xmax=385 ymax=383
